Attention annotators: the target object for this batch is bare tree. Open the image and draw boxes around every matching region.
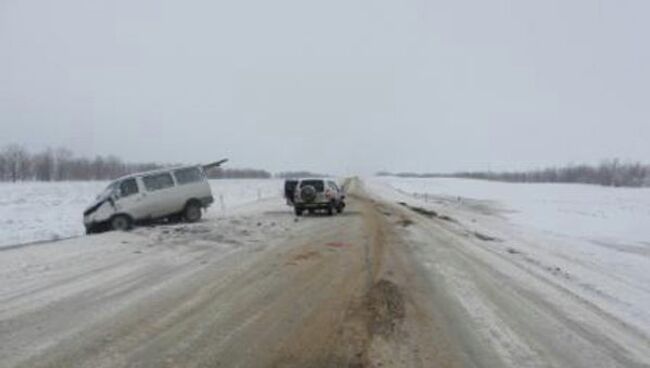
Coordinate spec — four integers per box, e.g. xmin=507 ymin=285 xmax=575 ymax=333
xmin=54 ymin=148 xmax=73 ymax=181
xmin=0 ymin=151 xmax=6 ymax=181
xmin=380 ymin=160 xmax=650 ymax=188
xmin=275 ymin=171 xmax=330 ymax=179
xmin=206 ymin=167 xmax=271 ymax=179
xmin=2 ymin=144 xmax=30 ymax=182
xmin=0 ymin=143 xmax=274 ymax=182
xmin=32 ymin=148 xmax=56 ymax=181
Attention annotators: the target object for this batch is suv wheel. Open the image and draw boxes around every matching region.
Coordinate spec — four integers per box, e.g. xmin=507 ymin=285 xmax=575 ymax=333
xmin=184 ymin=202 xmax=202 ymax=222
xmin=295 ymin=207 xmax=304 ymax=216
xmin=111 ymin=215 xmax=132 ymax=232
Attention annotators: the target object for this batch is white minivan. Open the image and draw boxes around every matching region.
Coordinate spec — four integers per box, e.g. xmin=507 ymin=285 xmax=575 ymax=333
xmin=84 ymin=165 xmax=215 ymax=233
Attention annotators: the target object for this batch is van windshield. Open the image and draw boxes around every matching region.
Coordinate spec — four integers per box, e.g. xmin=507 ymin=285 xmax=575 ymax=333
xmin=97 ymin=181 xmax=118 ymax=200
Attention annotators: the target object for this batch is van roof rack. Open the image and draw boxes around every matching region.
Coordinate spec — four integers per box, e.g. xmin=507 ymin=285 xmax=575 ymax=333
xmin=202 ymin=159 xmax=228 ymax=170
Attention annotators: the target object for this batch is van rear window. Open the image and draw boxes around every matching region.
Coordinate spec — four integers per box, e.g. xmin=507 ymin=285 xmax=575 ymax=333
xmin=174 ymin=167 xmax=203 ymax=185
xmin=143 ymin=173 xmax=174 ymax=191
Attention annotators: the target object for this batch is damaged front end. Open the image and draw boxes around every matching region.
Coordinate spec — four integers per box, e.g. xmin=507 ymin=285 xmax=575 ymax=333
xmin=83 ymin=184 xmax=118 ymax=234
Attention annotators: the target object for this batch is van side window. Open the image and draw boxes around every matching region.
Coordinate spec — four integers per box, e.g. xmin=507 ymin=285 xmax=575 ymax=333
xmin=120 ymin=178 xmax=139 ymax=197
xmin=143 ymin=173 xmax=175 ymax=191
xmin=174 ymin=167 xmax=203 ymax=185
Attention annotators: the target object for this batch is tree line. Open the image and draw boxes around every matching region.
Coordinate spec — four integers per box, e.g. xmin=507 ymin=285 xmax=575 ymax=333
xmin=0 ymin=144 xmax=271 ymax=182
xmin=0 ymin=144 xmax=165 ymax=182
xmin=377 ymin=160 xmax=650 ymax=187
xmin=275 ymin=171 xmax=330 ymax=179
xmin=206 ymin=167 xmax=272 ymax=179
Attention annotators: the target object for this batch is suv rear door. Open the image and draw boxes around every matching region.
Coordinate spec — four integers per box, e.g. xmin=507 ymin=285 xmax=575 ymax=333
xmin=285 ymin=180 xmax=298 ymax=204
xmin=326 ymin=181 xmax=340 ymax=201
xmin=299 ymin=180 xmax=326 ymax=203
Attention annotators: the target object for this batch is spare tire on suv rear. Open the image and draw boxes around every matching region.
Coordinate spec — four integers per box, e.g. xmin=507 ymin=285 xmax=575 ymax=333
xmin=300 ymin=185 xmax=317 ymax=203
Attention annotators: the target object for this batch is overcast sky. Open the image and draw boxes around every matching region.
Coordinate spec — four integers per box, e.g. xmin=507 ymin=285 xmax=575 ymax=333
xmin=1 ymin=0 xmax=649 ymax=175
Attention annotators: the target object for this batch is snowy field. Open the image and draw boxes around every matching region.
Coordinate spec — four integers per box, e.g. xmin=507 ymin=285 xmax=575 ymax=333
xmin=368 ymin=177 xmax=650 ymax=337
xmin=371 ymin=177 xmax=650 ymax=245
xmin=0 ymin=179 xmax=284 ymax=248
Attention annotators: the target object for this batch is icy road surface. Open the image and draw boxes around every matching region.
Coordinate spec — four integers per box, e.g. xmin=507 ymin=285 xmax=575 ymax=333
xmin=0 ymin=179 xmax=648 ymax=367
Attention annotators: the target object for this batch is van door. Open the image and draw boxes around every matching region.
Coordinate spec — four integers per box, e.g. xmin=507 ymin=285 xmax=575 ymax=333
xmin=113 ymin=178 xmax=147 ymax=220
xmin=141 ymin=172 xmax=177 ymax=218
xmin=173 ymin=167 xmax=205 ymax=211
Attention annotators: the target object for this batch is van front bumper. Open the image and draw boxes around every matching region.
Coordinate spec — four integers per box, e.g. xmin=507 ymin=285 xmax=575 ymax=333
xmin=83 ymin=214 xmax=95 ymax=227
xmin=84 ymin=221 xmax=103 ymax=234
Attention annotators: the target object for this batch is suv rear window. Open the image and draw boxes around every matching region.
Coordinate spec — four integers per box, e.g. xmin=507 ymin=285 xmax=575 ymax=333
xmin=174 ymin=167 xmax=203 ymax=185
xmin=300 ymin=180 xmax=324 ymax=192
xmin=143 ymin=173 xmax=175 ymax=191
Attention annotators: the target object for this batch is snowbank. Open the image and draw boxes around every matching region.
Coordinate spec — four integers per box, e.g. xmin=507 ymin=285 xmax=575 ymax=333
xmin=371 ymin=177 xmax=650 ymax=245
xmin=367 ymin=177 xmax=650 ymax=337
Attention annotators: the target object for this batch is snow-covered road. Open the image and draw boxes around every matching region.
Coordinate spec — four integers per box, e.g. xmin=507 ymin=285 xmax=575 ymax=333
xmin=368 ymin=177 xmax=650 ymax=341
xmin=1 ymin=178 xmax=648 ymax=367
xmin=366 ymin=178 xmax=650 ymax=367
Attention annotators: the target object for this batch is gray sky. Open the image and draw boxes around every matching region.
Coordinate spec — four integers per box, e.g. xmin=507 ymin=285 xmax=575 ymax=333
xmin=1 ymin=0 xmax=649 ymax=175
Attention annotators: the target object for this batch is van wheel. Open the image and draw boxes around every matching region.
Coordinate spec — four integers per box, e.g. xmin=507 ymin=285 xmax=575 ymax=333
xmin=111 ymin=215 xmax=132 ymax=232
xmin=168 ymin=213 xmax=183 ymax=223
xmin=184 ymin=202 xmax=202 ymax=222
